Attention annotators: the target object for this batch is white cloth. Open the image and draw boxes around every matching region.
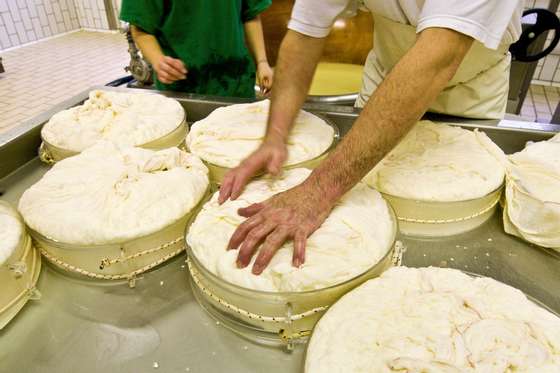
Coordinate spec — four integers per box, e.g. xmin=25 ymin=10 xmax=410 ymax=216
xmin=363 ymin=121 xmax=506 ymax=201
xmin=0 ymin=203 xmax=23 ymax=266
xmin=306 ymin=266 xmax=560 ymax=373
xmin=185 ymin=100 xmax=334 ymax=168
xmin=19 ymin=142 xmax=209 ymax=245
xmin=290 ymin=0 xmax=522 ymax=49
xmin=503 ymin=136 xmax=560 ymax=250
xmin=42 ymin=90 xmax=185 ymax=152
xmin=187 ymin=168 xmax=394 ymax=292
xmin=289 ymin=0 xmax=523 ymax=119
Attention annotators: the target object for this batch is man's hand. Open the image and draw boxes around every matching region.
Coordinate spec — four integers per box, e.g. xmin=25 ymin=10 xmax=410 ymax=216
xmin=218 ymin=138 xmax=287 ymax=204
xmin=154 ymin=56 xmax=187 ymax=84
xmin=257 ymin=61 xmax=274 ymax=95
xmin=226 ymin=181 xmax=335 ymax=275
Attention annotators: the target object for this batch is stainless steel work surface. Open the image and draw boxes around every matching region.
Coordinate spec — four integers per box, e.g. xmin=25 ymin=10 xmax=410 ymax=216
xmin=0 ymin=89 xmax=559 ymax=373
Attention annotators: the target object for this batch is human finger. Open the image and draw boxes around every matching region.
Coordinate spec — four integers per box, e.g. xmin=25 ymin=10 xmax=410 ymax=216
xmin=230 ymin=155 xmax=268 ymax=200
xmin=238 ymin=202 xmax=265 ymax=218
xmin=165 ymin=56 xmax=188 ymax=74
xmin=218 ymin=172 xmax=235 ymax=204
xmin=227 ymin=214 xmax=263 ymax=251
xmin=252 ymin=227 xmax=290 ymax=275
xmin=160 ymin=60 xmax=186 ymax=80
xmin=236 ymin=221 xmax=277 ymax=268
xmin=292 ymin=229 xmax=307 ymax=268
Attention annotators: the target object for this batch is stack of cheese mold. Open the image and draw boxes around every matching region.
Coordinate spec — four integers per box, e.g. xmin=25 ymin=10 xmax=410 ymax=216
xmin=503 ymin=133 xmax=560 ymax=249
xmin=40 ymin=90 xmax=187 ymax=163
xmin=364 ymin=121 xmax=506 ymax=236
xmin=185 ymin=100 xmax=337 ymax=184
xmin=186 ymin=168 xmax=396 ymax=347
xmin=0 ymin=201 xmax=41 ymax=329
xmin=306 ymin=266 xmax=560 ymax=372
xmin=19 ymin=142 xmax=209 ymax=283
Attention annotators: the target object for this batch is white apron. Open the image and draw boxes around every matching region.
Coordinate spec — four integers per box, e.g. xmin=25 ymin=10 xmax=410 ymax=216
xmin=355 ymin=13 xmax=511 ymax=119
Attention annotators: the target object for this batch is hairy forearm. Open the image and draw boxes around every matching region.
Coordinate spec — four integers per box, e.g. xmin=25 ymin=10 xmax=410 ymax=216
xmin=266 ymin=30 xmax=326 ymax=142
xmin=305 ymin=28 xmax=473 ymax=202
xmin=130 ymin=25 xmax=164 ymax=66
xmin=244 ymin=16 xmax=268 ymax=64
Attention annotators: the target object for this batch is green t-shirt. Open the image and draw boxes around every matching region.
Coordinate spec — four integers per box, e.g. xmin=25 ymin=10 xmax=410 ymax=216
xmin=120 ymin=0 xmax=270 ymax=98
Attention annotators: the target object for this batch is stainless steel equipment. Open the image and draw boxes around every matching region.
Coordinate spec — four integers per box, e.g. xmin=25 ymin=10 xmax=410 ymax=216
xmin=0 ymin=88 xmax=558 ymax=372
xmin=122 ymin=24 xmax=153 ymax=86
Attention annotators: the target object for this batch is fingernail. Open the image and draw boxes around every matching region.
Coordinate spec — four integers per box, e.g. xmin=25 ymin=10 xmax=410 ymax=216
xmin=293 ymin=259 xmax=301 ymax=268
xmin=236 ymin=260 xmax=246 ymax=268
xmin=252 ymin=265 xmax=263 ymax=275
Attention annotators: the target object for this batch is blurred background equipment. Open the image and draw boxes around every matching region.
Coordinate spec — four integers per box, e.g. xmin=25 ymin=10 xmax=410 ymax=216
xmin=122 ymin=23 xmax=153 ymax=86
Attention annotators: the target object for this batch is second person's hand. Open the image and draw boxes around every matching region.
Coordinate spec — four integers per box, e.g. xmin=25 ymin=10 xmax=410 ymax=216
xmin=219 ymin=138 xmax=287 ymax=204
xmin=257 ymin=60 xmax=274 ymax=96
xmin=154 ymin=55 xmax=187 ymax=84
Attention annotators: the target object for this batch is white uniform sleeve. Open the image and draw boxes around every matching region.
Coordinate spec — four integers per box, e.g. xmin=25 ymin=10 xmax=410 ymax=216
xmin=288 ymin=0 xmax=352 ymax=38
xmin=417 ymin=0 xmax=523 ymax=50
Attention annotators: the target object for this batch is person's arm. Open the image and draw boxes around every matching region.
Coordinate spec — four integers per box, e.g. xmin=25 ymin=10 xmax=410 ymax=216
xmin=219 ymin=30 xmax=326 ymax=203
xmin=244 ymin=15 xmax=274 ymax=95
xmin=130 ymin=25 xmax=187 ymax=84
xmin=228 ymin=27 xmax=474 ymax=275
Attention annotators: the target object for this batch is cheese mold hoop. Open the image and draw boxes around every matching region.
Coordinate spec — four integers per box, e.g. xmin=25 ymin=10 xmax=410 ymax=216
xmin=20 ymin=143 xmax=209 ymax=283
xmin=186 ymin=169 xmax=398 ymax=347
xmin=381 ymin=185 xmax=503 ymax=237
xmin=39 ymin=90 xmax=187 ymax=164
xmin=305 ymin=266 xmax=560 ymax=373
xmin=503 ymin=137 xmax=560 ymax=249
xmin=364 ymin=121 xmax=506 ymax=237
xmin=185 ymin=100 xmax=338 ymax=184
xmin=0 ymin=201 xmax=41 ymax=330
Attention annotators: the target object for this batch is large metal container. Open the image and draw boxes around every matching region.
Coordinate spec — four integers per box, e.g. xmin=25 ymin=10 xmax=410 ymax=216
xmin=0 ymin=88 xmax=558 ymax=373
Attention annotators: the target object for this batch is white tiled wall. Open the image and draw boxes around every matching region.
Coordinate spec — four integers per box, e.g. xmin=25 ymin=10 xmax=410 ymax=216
xmin=74 ymin=0 xmax=109 ymax=30
xmin=0 ymin=0 xmax=114 ymax=51
xmin=0 ymin=0 xmax=80 ymax=50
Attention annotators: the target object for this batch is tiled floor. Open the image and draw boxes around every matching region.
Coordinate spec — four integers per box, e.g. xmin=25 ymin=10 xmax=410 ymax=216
xmin=0 ymin=30 xmax=128 ymax=134
xmin=0 ymin=30 xmax=559 ymax=134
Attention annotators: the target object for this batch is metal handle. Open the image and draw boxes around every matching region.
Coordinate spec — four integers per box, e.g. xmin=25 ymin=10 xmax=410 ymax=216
xmin=510 ymin=8 xmax=560 ymax=62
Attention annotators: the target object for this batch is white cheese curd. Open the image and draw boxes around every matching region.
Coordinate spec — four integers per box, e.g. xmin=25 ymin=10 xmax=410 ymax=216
xmin=364 ymin=120 xmax=506 ymax=201
xmin=503 ymin=136 xmax=560 ymax=249
xmin=19 ymin=142 xmax=208 ymax=245
xmin=0 ymin=204 xmax=23 ymax=266
xmin=41 ymin=90 xmax=184 ymax=152
xmin=306 ymin=266 xmax=560 ymax=373
xmin=185 ymin=100 xmax=334 ymax=168
xmin=187 ymin=168 xmax=394 ymax=292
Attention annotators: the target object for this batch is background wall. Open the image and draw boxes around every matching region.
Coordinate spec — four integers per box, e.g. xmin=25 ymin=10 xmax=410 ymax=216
xmin=74 ymin=0 xmax=109 ymax=30
xmin=3 ymin=0 xmax=560 ymax=86
xmin=0 ymin=0 xmax=79 ymax=50
xmin=0 ymin=0 xmax=117 ymax=51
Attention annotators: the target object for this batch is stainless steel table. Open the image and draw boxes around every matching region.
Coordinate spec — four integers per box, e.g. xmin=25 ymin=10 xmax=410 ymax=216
xmin=0 ymin=87 xmax=559 ymax=373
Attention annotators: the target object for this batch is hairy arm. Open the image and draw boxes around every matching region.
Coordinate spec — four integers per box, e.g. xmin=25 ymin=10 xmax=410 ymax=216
xmin=304 ymin=27 xmax=474 ymax=203
xmin=130 ymin=25 xmax=186 ymax=84
xmin=219 ymin=30 xmax=326 ymax=202
xmin=265 ymin=30 xmax=326 ymax=142
xmin=229 ymin=27 xmax=474 ymax=274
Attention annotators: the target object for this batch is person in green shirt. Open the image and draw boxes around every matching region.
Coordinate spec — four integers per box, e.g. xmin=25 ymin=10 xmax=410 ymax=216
xmin=120 ymin=0 xmax=273 ymax=98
